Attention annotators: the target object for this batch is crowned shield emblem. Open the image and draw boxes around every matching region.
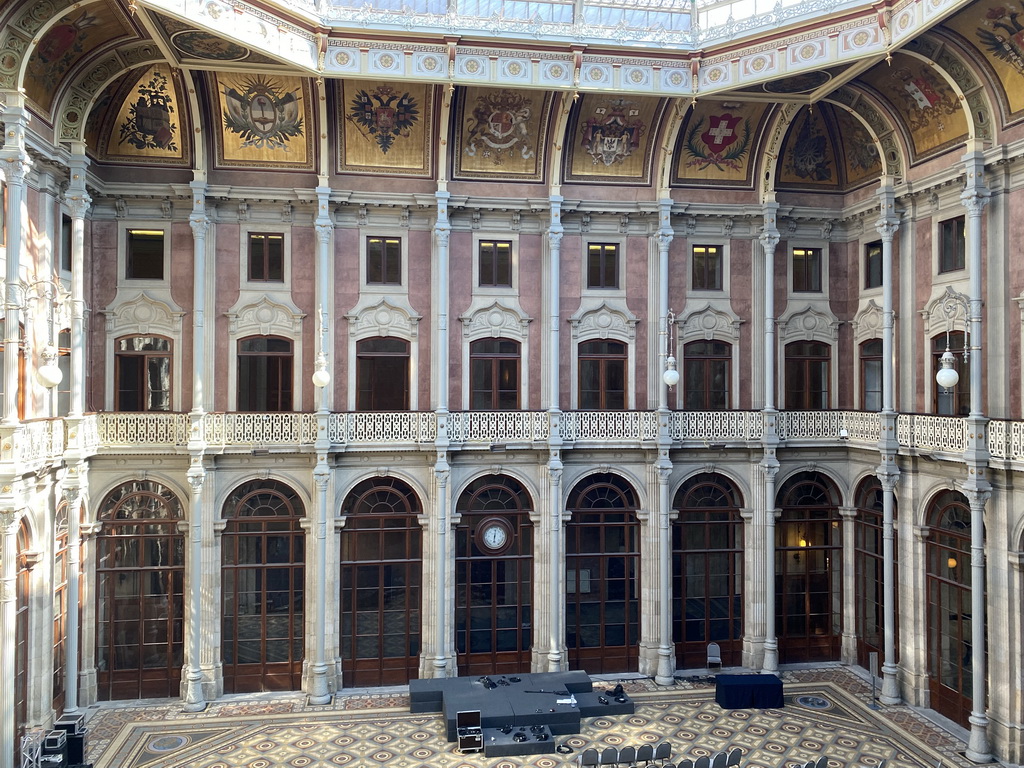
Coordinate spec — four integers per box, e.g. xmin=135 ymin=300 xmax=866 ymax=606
xmin=349 ymin=86 xmax=419 ymax=154
xmin=223 ymin=75 xmax=303 ymax=150
xmin=464 ymin=90 xmax=534 ymax=163
xmin=580 ymin=99 xmax=646 ymax=167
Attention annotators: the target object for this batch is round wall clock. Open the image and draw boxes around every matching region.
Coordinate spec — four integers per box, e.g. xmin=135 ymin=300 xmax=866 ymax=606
xmin=476 ymin=516 xmax=513 ymax=553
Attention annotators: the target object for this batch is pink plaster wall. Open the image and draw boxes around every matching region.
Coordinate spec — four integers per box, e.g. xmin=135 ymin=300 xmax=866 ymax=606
xmin=290 ymin=226 xmax=316 ymax=407
xmin=448 ymin=230 xmax=473 ymax=408
xmin=332 ymin=227 xmax=361 ymax=408
xmin=625 ymin=235 xmax=649 ymax=409
xmin=518 ymin=234 xmax=544 ymax=410
xmin=213 ymin=223 xmax=241 ymax=412
xmin=730 ymin=239 xmax=754 ymax=409
xmin=169 ymin=222 xmax=194 ymax=408
xmin=559 ymin=234 xmax=583 ymax=407
xmin=408 ymin=228 xmax=433 ymax=409
xmin=87 ymin=221 xmax=118 ymax=412
xmin=913 ymin=217 xmax=934 ymax=413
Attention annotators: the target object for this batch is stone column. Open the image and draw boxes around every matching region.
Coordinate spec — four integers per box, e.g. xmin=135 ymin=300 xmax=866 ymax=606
xmin=66 ymin=147 xmax=91 ymax=421
xmin=182 ymin=467 xmax=207 ymax=711
xmin=961 ymin=146 xmax=992 ymax=763
xmin=759 ymin=200 xmax=781 ymax=673
xmin=875 ymin=179 xmax=902 ymax=704
xmin=308 ymin=459 xmax=331 ymax=702
xmin=654 ymin=199 xmax=675 ymax=685
xmin=840 ymin=506 xmax=858 ymax=661
xmin=546 ymin=196 xmax=565 ymax=672
xmin=0 ymin=510 xmax=17 ymax=768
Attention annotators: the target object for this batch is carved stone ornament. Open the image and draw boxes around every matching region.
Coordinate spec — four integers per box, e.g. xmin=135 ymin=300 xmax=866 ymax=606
xmin=779 ymin=305 xmax=840 ymax=343
xmin=460 ymin=301 xmax=532 ymax=341
xmin=227 ymin=296 xmax=305 ymax=336
xmin=346 ymin=297 xmax=421 ymax=339
xmin=103 ymin=292 xmax=184 ymax=336
xmin=569 ymin=300 xmax=639 ymax=341
xmin=679 ymin=303 xmax=742 ymax=342
xmin=851 ymin=299 xmax=887 ymax=344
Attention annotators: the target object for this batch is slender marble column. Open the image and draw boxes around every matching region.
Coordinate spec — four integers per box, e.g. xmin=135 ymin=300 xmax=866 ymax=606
xmin=655 ymin=199 xmax=675 ymax=685
xmin=875 ymin=180 xmax=901 ymax=704
xmin=759 ymin=201 xmax=781 ymax=673
xmin=546 ymin=197 xmax=565 ymax=672
xmin=1 ymin=510 xmax=18 ymax=768
xmin=1 ymin=106 xmax=30 ymax=428
xmin=961 ymin=147 xmax=992 ymax=763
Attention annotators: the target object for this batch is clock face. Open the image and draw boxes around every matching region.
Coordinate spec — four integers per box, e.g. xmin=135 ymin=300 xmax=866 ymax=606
xmin=477 ymin=518 xmax=512 ymax=552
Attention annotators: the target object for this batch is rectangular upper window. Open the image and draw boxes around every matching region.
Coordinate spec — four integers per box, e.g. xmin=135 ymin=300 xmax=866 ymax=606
xmin=61 ymin=214 xmax=72 ymax=273
xmin=792 ymin=247 xmax=822 ymax=293
xmin=126 ymin=229 xmax=164 ymax=280
xmin=366 ymin=236 xmax=402 ymax=285
xmin=692 ymin=244 xmax=723 ymax=291
xmin=587 ymin=243 xmax=619 ymax=289
xmin=478 ymin=240 xmax=512 ymax=287
xmin=864 ymin=240 xmax=882 ymax=290
xmin=248 ymin=233 xmax=284 ymax=282
xmin=939 ymin=216 xmax=965 ymax=274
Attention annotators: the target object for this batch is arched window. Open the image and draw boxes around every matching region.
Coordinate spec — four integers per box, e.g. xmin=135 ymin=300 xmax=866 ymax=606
xmin=784 ymin=341 xmax=830 ymax=410
xmin=115 ymin=335 xmax=171 ymax=411
xmin=683 ymin=340 xmax=731 ymax=410
xmin=926 ymin=490 xmax=977 ymax=726
xmin=469 ymin=339 xmax=520 ymax=410
xmin=356 ymin=337 xmax=409 ymax=411
xmin=454 ymin=475 xmax=533 ymax=676
xmin=933 ymin=331 xmax=968 ymax=415
xmin=776 ymin=471 xmax=842 ymax=662
xmin=96 ymin=481 xmax=185 ymax=700
xmin=222 ymin=480 xmax=305 ymax=692
xmin=339 ymin=476 xmax=422 ymax=687
xmin=565 ymin=473 xmax=640 ymax=673
xmin=237 ymin=336 xmax=293 ymax=411
xmin=854 ymin=477 xmax=897 ymax=669
xmin=578 ymin=340 xmax=626 ymax=410
xmin=672 ymin=473 xmax=743 ymax=669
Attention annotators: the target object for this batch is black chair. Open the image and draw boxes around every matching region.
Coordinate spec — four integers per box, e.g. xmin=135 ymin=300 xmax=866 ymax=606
xmin=707 ymin=642 xmax=723 ymax=670
xmin=580 ymin=748 xmax=600 ymax=768
xmin=727 ymin=748 xmax=743 ymax=767
xmin=679 ymin=759 xmax=695 ymax=768
xmin=655 ymin=742 xmax=673 ymax=765
xmin=816 ymin=757 xmax=828 ymax=768
xmin=637 ymin=744 xmax=655 ymax=765
xmin=620 ymin=745 xmax=637 ymax=766
xmin=600 ymin=746 xmax=619 ymax=765
xmin=711 ymin=750 xmax=727 ymax=768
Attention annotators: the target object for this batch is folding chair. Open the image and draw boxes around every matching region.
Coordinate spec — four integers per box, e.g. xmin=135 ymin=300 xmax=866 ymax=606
xmin=600 ymin=746 xmax=619 ymax=765
xmin=637 ymin=744 xmax=655 ymax=765
xmin=695 ymin=755 xmax=711 ymax=768
xmin=580 ymin=748 xmax=600 ymax=768
xmin=655 ymin=742 xmax=673 ymax=765
xmin=707 ymin=642 xmax=723 ymax=670
xmin=815 ymin=757 xmax=828 ymax=768
xmin=679 ymin=759 xmax=695 ymax=768
xmin=711 ymin=751 xmax=727 ymax=768
xmin=619 ymin=746 xmax=637 ymax=766
xmin=727 ymin=748 xmax=743 ymax=767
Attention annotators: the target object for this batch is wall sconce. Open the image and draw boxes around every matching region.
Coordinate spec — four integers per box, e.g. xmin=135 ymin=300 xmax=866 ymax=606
xmin=934 ymin=287 xmax=969 ymax=392
xmin=312 ymin=304 xmax=331 ymax=389
xmin=37 ymin=344 xmax=63 ymax=389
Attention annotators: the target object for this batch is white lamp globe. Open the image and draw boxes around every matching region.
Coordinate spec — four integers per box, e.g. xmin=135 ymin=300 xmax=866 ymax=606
xmin=312 ymin=369 xmax=331 ymax=388
xmin=935 ymin=351 xmax=959 ymax=390
xmin=662 ymin=358 xmax=680 ymax=388
xmin=37 ymin=362 xmax=63 ymax=389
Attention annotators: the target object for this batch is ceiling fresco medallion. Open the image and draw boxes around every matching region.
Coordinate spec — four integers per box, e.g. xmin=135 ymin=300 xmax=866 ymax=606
xmin=171 ymin=30 xmax=249 ymax=61
xmin=763 ymin=71 xmax=831 ymax=94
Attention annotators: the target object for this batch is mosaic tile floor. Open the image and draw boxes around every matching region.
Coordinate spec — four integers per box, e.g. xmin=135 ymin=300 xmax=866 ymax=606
xmin=81 ymin=668 xmax=979 ymax=768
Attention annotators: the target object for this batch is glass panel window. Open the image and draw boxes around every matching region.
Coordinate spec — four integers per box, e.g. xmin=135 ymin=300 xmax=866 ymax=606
xmin=578 ymin=340 xmax=626 ymax=410
xmin=237 ymin=336 xmax=293 ymax=412
xmin=939 ymin=217 xmax=965 ymax=274
xmin=248 ymin=233 xmax=284 ymax=282
xmin=785 ymin=341 xmax=830 ymax=410
xmin=683 ymin=340 xmax=731 ymax=410
xmin=115 ymin=335 xmax=171 ymax=411
xmin=367 ymin=237 xmax=401 ymax=285
xmin=470 ymin=339 xmax=520 ymax=410
xmin=864 ymin=240 xmax=882 ymax=289
xmin=692 ymin=244 xmax=723 ymax=291
xmin=61 ymin=214 xmax=72 ymax=273
xmin=933 ymin=331 xmax=968 ymax=415
xmin=357 ymin=337 xmax=409 ymax=410
xmin=861 ymin=339 xmax=882 ymax=411
xmin=478 ymin=240 xmax=512 ymax=287
xmin=792 ymin=247 xmax=822 ymax=293
xmin=57 ymin=329 xmax=71 ymax=417
xmin=126 ymin=230 xmax=164 ymax=280
xmin=587 ymin=243 xmax=619 ymax=289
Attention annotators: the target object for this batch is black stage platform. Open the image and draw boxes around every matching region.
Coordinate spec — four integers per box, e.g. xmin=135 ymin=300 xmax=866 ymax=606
xmin=409 ymin=671 xmax=635 ymax=758
xmin=714 ymin=673 xmax=784 ymax=709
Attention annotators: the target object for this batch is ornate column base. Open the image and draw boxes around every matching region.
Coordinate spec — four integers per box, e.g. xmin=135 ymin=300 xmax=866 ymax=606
xmin=761 ymin=642 xmax=779 ymax=674
xmin=181 ymin=670 xmax=207 ymax=712
xmin=966 ymin=712 xmax=993 ymax=763
xmin=655 ymin=648 xmax=675 ymax=686
xmin=308 ymin=664 xmax=332 ymax=705
xmin=880 ymin=663 xmax=900 ymax=705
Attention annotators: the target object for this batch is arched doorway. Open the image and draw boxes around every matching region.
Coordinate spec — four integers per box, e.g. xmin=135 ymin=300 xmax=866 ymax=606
xmin=339 ymin=476 xmax=422 ymax=687
xmin=565 ymin=473 xmax=640 ymax=673
xmin=455 ymin=475 xmax=533 ymax=676
xmin=926 ymin=490 xmax=976 ymax=726
xmin=776 ymin=471 xmax=842 ymax=663
xmin=854 ymin=477 xmax=898 ymax=670
xmin=95 ymin=481 xmax=185 ymax=700
xmin=672 ymin=473 xmax=743 ymax=669
xmin=222 ymin=480 xmax=305 ymax=692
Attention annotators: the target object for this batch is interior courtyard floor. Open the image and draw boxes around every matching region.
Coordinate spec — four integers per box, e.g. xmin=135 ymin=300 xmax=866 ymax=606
xmin=77 ymin=666 xmax=988 ymax=768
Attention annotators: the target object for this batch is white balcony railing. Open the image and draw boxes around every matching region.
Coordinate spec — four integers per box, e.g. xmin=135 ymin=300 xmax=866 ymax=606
xmin=897 ymin=413 xmax=969 ymax=455
xmin=19 ymin=409 xmax=1024 ymax=467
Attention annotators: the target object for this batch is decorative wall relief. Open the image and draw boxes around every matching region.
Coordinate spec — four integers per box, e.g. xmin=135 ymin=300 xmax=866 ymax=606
xmin=454 ymin=87 xmax=552 ymax=181
xmin=564 ymin=94 xmax=666 ymax=184
xmin=337 ymin=80 xmax=434 ymax=177
xmin=673 ymin=100 xmax=769 ymax=187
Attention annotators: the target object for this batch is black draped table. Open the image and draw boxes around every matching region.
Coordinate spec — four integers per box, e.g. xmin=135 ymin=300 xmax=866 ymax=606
xmin=714 ymin=674 xmax=784 ymax=709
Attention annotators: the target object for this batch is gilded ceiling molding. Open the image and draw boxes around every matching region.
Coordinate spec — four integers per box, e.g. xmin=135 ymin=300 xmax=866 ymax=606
xmin=57 ymin=43 xmax=166 ymax=142
xmin=825 ymin=86 xmax=905 ymax=183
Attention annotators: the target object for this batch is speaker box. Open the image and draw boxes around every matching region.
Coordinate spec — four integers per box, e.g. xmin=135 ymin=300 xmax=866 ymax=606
xmin=65 ymin=734 xmax=85 ymax=765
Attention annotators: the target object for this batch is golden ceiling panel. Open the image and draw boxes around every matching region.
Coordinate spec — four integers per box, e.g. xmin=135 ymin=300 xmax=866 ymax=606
xmin=564 ymin=94 xmax=667 ymax=185
xmin=452 ymin=87 xmax=553 ymax=182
